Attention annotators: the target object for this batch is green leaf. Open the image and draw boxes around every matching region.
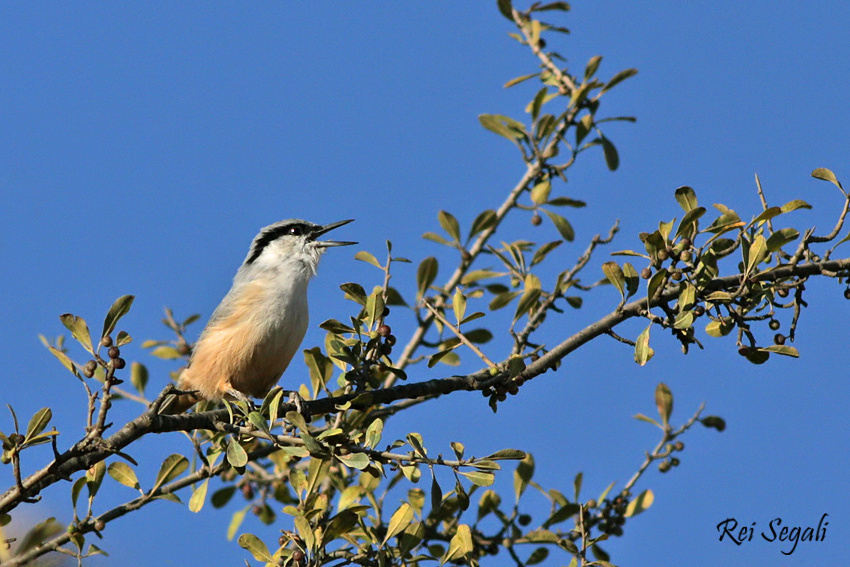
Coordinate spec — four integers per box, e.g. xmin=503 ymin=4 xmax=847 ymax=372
xmin=188 ymin=479 xmax=209 ymax=513
xmin=107 ymin=462 xmax=140 ymax=490
xmin=530 ymin=180 xmax=552 ymax=205
xmin=623 ymin=262 xmax=640 ymax=298
xmin=779 ymin=199 xmax=812 ymax=214
xmin=489 ymin=290 xmax=521 ymax=311
xmin=469 ymin=209 xmax=498 ymax=238
xmin=452 ymin=287 xmax=467 ymax=324
xmin=416 ymin=257 xmax=439 ymax=299
xmin=459 ymin=470 xmax=495 ymax=487
xmin=542 ymin=503 xmax=581 ymax=528
xmin=746 ymin=234 xmax=769 ymax=273
xmin=227 ymin=507 xmax=248 ymax=541
xmin=633 ymin=413 xmax=661 ymax=428
xmin=542 ymin=209 xmax=575 ymax=241
xmin=25 ymin=408 xmax=51 ymax=440
xmin=337 ymin=452 xmax=370 ymax=470
xmin=812 ymin=167 xmax=845 ymax=193
xmin=674 ymin=186 xmax=698 ymax=212
xmin=766 ymin=228 xmax=799 ymax=251
xmin=547 ymin=196 xmax=585 ymax=207
xmin=761 ymin=345 xmax=800 ymax=357
xmin=600 ymin=136 xmax=619 ymax=171
xmin=478 ymin=113 xmax=524 ymax=141
xmin=383 ymin=503 xmax=414 ymax=545
xmin=130 ymin=362 xmax=148 ymax=396
xmin=602 ymin=68 xmax=638 ymax=93
xmin=365 ymin=418 xmax=383 ymax=449
xmin=655 ymin=383 xmax=673 ymax=426
xmin=585 ymin=54 xmax=602 ymax=80
xmin=497 ymin=0 xmax=514 ymax=20
xmin=675 ymin=206 xmax=706 ymax=239
xmin=443 ymin=524 xmax=474 ymax=563
xmin=514 ymin=454 xmax=535 ymax=502
xmin=701 ymin=416 xmax=726 ymax=432
xmin=238 ymin=533 xmax=273 ymax=562
xmin=438 ymin=210 xmax=461 ymax=241
xmin=48 ymin=346 xmax=79 ymax=377
xmin=514 ymin=274 xmax=542 ymax=320
xmin=340 ymin=282 xmax=368 ymax=305
xmin=601 ymin=261 xmax=625 ymax=300
xmin=486 ymin=448 xmax=527 ymax=460
xmin=624 ymin=489 xmax=654 ymax=517
xmin=86 ymin=460 xmax=105 ymax=498
xmin=319 ymin=318 xmax=355 ymax=334
xmin=101 ymin=295 xmax=135 ymax=341
xmin=647 ymin=268 xmax=667 ymax=302
xmin=150 ymin=345 xmax=181 ymax=359
xmin=634 ymin=325 xmax=654 ymax=366
xmin=211 ymin=486 xmax=236 ymax=508
xmin=354 ymin=250 xmax=383 ymax=269
xmin=504 ymin=73 xmax=540 ymax=88
xmin=59 ymin=314 xmax=93 ymax=354
xmin=705 ymin=319 xmax=734 ymax=337
xmin=154 ymin=454 xmax=188 ymax=492
xmin=407 ymin=432 xmax=427 ymax=457
xmin=531 ymin=240 xmax=563 ymax=266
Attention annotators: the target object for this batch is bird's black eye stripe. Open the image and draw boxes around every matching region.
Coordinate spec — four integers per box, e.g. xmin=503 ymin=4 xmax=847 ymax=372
xmin=245 ymin=222 xmax=311 ymax=264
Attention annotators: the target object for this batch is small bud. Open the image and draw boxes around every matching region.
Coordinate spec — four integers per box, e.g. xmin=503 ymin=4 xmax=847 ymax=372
xmin=100 ymin=336 xmax=113 ymax=348
xmin=658 ymin=460 xmax=672 ymax=473
xmin=679 ymin=250 xmax=692 ymax=262
xmin=657 ymin=249 xmax=669 ymax=262
xmin=586 ymin=499 xmax=597 ymax=509
xmin=673 ymin=441 xmax=684 ymax=451
xmin=241 ymin=484 xmax=254 ymax=500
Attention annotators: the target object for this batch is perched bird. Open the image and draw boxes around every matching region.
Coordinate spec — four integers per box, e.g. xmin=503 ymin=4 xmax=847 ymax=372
xmin=159 ymin=218 xmax=355 ymax=414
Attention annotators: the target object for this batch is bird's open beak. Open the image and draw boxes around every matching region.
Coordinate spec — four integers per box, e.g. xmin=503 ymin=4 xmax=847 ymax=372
xmin=312 ymin=219 xmax=357 ymax=247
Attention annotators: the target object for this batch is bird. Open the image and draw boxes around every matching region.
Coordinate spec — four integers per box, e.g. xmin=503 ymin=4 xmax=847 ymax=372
xmin=158 ymin=218 xmax=355 ymax=414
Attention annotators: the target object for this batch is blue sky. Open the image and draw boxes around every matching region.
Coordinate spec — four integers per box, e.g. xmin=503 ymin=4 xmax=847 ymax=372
xmin=1 ymin=3 xmax=848 ymax=566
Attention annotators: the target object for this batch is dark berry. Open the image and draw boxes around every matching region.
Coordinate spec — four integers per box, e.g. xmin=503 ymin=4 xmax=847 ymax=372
xmin=679 ymin=250 xmax=692 ymax=262
xmin=671 ymin=271 xmax=683 ymax=281
xmin=774 ymin=333 xmax=786 ymax=345
xmin=640 ymin=267 xmax=652 ymax=279
xmin=681 ymin=237 xmax=692 ymax=249
xmin=108 ymin=346 xmax=120 ymax=359
xmin=94 ymin=520 xmax=105 ymax=531
xmin=673 ymin=441 xmax=684 ymax=451
xmin=100 ymin=336 xmax=113 ymax=348
xmin=531 ymin=213 xmax=542 ymax=226
xmin=385 ymin=335 xmax=396 ymax=346
xmin=83 ymin=360 xmax=97 ymax=378
xmin=657 ymin=249 xmax=669 ymax=261
xmin=377 ymin=325 xmax=391 ymax=337
xmin=777 ymin=288 xmax=789 ymax=298
xmin=768 ymin=319 xmax=780 ymax=331
xmin=693 ymin=305 xmax=705 ymax=317
xmin=178 ymin=343 xmax=191 ymax=356
xmin=112 ymin=358 xmax=126 ymax=370
xmin=844 ymin=288 xmax=850 ymax=300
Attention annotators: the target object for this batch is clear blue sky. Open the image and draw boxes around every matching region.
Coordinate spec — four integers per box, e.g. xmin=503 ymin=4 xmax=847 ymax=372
xmin=1 ymin=3 xmax=848 ymax=566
